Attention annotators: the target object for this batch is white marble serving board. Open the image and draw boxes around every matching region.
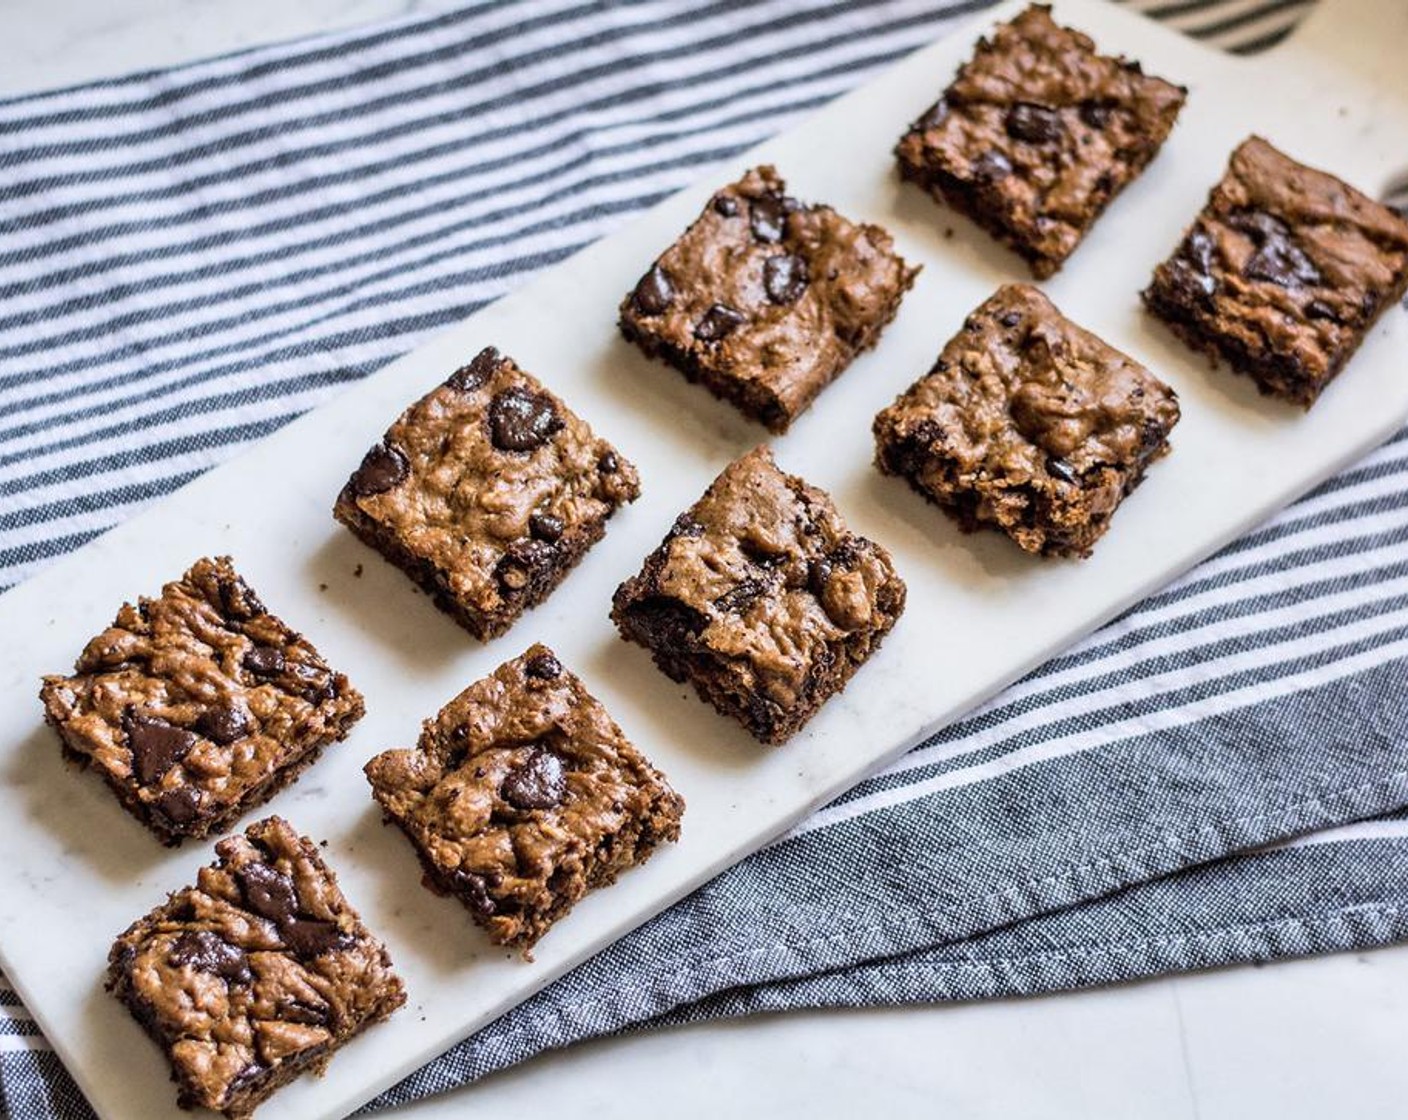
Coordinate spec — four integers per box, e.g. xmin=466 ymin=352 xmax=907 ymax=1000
xmin=1 ymin=2 xmax=1405 ymax=1117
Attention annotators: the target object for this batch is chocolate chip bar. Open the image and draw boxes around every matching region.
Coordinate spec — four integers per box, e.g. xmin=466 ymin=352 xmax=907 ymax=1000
xmin=618 ymin=165 xmax=918 ymax=432
xmin=1143 ymin=136 xmax=1408 ymax=407
xmin=611 ymin=447 xmax=907 ymax=744
xmin=39 ymin=557 xmax=364 ymax=845
xmin=364 ymin=645 xmax=684 ymax=953
xmin=874 ymin=284 xmax=1180 ymax=558
xmin=333 ymin=347 xmax=641 ymax=640
xmin=106 ymin=816 xmax=405 ymax=1118
xmin=895 ymin=4 xmax=1186 ymax=278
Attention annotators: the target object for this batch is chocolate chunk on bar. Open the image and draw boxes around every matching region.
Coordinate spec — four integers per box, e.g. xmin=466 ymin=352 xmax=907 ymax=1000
xmin=611 ymin=448 xmax=906 ymax=744
xmin=874 ymin=284 xmax=1179 ymax=558
xmin=618 ymin=165 xmax=918 ymax=432
xmin=895 ymin=3 xmax=1186 ymax=278
xmin=106 ymin=816 xmax=405 ymax=1118
xmin=39 ymin=557 xmax=364 ymax=846
xmin=364 ymin=644 xmax=684 ymax=953
xmin=1143 ymin=136 xmax=1408 ymax=408
xmin=333 ymin=347 xmax=641 ymax=640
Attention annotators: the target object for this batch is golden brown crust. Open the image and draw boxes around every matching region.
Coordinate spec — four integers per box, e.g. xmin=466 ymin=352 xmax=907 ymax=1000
xmin=364 ymin=645 xmax=684 ymax=953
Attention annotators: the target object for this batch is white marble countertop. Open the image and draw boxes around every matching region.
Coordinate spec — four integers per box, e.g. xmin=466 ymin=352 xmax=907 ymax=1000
xmin=6 ymin=2 xmax=1408 ymax=1118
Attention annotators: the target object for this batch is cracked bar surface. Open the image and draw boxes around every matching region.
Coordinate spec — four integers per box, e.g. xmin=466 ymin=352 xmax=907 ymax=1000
xmin=106 ymin=816 xmax=405 ymax=1118
xmin=40 ymin=557 xmax=364 ymax=845
xmin=895 ymin=4 xmax=1185 ymax=278
xmin=334 ymin=347 xmax=640 ymax=640
xmin=612 ymin=447 xmax=906 ymax=744
xmin=364 ymin=644 xmax=684 ymax=954
xmin=1143 ymin=136 xmax=1408 ymax=407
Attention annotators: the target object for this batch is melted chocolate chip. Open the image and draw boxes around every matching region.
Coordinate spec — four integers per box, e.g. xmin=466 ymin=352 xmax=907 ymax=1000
xmin=216 ymin=575 xmax=265 ymax=622
xmin=126 ymin=715 xmax=196 ymax=786
xmin=237 ymin=862 xmax=300 ymax=924
xmin=1139 ymin=418 xmax=1169 ymax=457
xmin=749 ymin=194 xmax=794 ymax=243
xmin=631 ymin=265 xmax=675 ymax=316
xmin=1079 ymin=101 xmax=1113 ymax=129
xmin=713 ymin=195 xmax=739 ymax=217
xmin=244 ymin=645 xmax=286 ymax=677
xmin=714 ymin=578 xmax=766 ymax=614
xmin=1234 ymin=212 xmax=1322 ymax=288
xmin=494 ymin=539 xmax=556 ymax=592
xmin=1306 ymin=299 xmax=1341 ymax=323
xmin=972 ymin=151 xmax=1014 ymax=183
xmin=169 ymin=930 xmax=253 ymax=986
xmin=806 ymin=558 xmax=834 ymax=600
xmin=1005 ymin=102 xmax=1062 ymax=143
xmin=286 ymin=661 xmax=334 ymax=705
xmin=528 ymin=510 xmax=564 ymax=543
xmin=446 ymin=346 xmax=501 ymax=392
xmin=763 ymin=254 xmax=809 ymax=305
xmin=448 ymin=869 xmax=496 ymax=917
xmin=694 ymin=303 xmax=746 ymax=343
xmin=488 ymin=386 xmax=563 ymax=453
xmin=501 ymin=749 xmax=567 ymax=811
xmin=1046 ymin=457 xmax=1079 ymax=484
xmin=154 ymin=787 xmax=201 ymax=826
xmin=197 ymin=705 xmax=249 ymax=746
xmin=524 ymin=651 xmax=563 ymax=680
xmin=917 ymin=98 xmax=949 ymax=131
xmin=350 ymin=442 xmax=409 ymax=497
xmin=1000 ymin=310 xmax=1022 ymax=328
xmin=598 ymin=450 xmax=620 ymax=474
xmin=281 ymin=918 xmax=350 ymax=959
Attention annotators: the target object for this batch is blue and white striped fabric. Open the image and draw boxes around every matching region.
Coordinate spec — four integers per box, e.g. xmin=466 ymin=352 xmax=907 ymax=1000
xmin=4 ymin=1 xmax=1407 ymax=1116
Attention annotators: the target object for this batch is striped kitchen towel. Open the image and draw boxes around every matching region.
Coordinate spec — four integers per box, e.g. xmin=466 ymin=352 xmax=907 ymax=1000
xmin=4 ymin=0 xmax=1408 ymax=1116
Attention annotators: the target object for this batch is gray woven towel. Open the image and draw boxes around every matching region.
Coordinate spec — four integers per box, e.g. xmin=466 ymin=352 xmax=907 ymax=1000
xmin=3 ymin=1 xmax=1407 ymax=1117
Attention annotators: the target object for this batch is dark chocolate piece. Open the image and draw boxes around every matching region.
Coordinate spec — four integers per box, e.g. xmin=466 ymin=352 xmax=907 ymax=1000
xmin=39 ymin=558 xmax=364 ymax=846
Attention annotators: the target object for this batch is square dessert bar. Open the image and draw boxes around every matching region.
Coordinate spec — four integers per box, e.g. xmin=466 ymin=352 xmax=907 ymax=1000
xmin=618 ymin=165 xmax=918 ymax=433
xmin=874 ymin=284 xmax=1180 ymax=558
xmin=1143 ymin=136 xmax=1408 ymax=408
xmin=334 ymin=346 xmax=641 ymax=641
xmin=107 ymin=816 xmax=405 ymax=1119
xmin=39 ymin=557 xmax=364 ymax=846
xmin=611 ymin=447 xmax=907 ymax=744
xmin=895 ymin=4 xmax=1186 ymax=278
xmin=364 ymin=644 xmax=684 ymax=953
